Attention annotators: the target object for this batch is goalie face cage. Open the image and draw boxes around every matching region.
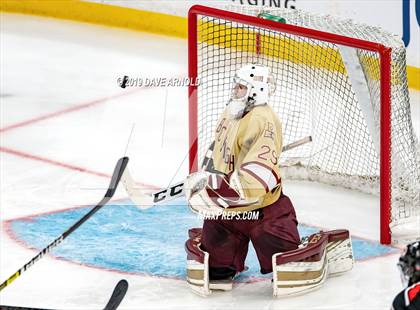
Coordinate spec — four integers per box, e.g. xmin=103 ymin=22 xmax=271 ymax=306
xmin=188 ymin=5 xmax=419 ymax=244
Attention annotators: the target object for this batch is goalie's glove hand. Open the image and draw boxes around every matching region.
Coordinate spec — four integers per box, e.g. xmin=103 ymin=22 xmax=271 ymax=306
xmin=188 ymin=188 xmax=225 ymax=217
xmin=184 ymin=171 xmax=209 ymax=200
xmin=184 ymin=171 xmax=225 ymax=216
xmin=184 ymin=171 xmax=259 ymax=217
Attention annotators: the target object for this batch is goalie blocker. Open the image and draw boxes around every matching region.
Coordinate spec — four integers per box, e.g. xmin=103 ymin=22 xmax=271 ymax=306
xmin=185 ymin=229 xmax=353 ymax=297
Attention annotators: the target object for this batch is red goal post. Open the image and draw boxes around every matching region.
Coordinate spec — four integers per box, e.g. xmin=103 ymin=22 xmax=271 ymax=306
xmin=187 ymin=5 xmax=411 ymax=245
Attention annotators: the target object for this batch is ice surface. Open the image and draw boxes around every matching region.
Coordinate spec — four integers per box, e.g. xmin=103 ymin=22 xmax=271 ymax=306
xmin=1 ymin=13 xmax=419 ymax=309
xmin=7 ymin=199 xmax=397 ymax=280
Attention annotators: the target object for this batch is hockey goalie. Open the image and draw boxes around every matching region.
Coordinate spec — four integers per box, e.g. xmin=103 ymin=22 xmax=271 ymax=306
xmin=184 ymin=64 xmax=354 ymax=297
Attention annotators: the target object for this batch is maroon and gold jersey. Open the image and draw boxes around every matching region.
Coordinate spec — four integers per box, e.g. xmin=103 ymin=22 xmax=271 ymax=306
xmin=211 ymin=104 xmax=283 ymax=212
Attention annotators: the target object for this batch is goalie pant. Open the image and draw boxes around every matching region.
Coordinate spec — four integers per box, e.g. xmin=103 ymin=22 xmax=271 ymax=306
xmin=392 ymin=282 xmax=420 ymax=310
xmin=201 ymin=192 xmax=300 ymax=277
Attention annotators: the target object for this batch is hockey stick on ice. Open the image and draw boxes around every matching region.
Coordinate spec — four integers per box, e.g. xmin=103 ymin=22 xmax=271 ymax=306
xmin=0 ymin=279 xmax=129 ymax=310
xmin=122 ymin=136 xmax=312 ymax=208
xmin=103 ymin=279 xmax=128 ymax=310
xmin=0 ymin=157 xmax=129 ymax=292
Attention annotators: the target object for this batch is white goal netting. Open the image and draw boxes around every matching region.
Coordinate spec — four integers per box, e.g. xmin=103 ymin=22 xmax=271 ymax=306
xmin=191 ymin=6 xmax=420 ymax=243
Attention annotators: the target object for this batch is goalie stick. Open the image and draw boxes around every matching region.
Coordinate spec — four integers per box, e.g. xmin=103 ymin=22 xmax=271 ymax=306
xmin=0 ymin=279 xmax=128 ymax=310
xmin=0 ymin=157 xmax=129 ymax=292
xmin=122 ymin=136 xmax=312 ymax=208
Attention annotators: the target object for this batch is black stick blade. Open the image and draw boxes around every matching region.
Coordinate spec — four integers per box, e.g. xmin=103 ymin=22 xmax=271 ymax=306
xmin=103 ymin=279 xmax=129 ymax=310
xmin=105 ymin=157 xmax=129 ymax=198
xmin=0 ymin=280 xmax=129 ymax=310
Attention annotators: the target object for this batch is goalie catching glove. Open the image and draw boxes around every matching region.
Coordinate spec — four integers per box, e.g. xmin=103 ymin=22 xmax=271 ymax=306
xmin=184 ymin=171 xmax=258 ymax=216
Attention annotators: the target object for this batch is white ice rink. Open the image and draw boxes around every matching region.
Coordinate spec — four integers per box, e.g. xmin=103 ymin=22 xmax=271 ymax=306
xmin=1 ymin=13 xmax=419 ymax=309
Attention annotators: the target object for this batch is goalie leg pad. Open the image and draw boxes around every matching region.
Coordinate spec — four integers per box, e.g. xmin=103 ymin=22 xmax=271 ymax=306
xmin=185 ymin=228 xmax=211 ymax=296
xmin=272 ymin=230 xmax=354 ymax=297
xmin=324 ymin=229 xmax=354 ymax=276
xmin=272 ymin=232 xmax=329 ymax=297
xmin=185 ymin=228 xmax=234 ymax=296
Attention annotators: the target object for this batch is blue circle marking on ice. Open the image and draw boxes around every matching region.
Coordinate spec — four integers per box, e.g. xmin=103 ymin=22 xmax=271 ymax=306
xmin=9 ymin=199 xmax=398 ymax=281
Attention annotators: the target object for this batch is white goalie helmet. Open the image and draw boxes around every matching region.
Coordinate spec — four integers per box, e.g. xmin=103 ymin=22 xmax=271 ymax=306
xmin=228 ymin=64 xmax=276 ymax=118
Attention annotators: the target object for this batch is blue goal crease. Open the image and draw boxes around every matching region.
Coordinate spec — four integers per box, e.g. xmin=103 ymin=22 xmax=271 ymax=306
xmin=8 ymin=199 xmax=399 ymax=281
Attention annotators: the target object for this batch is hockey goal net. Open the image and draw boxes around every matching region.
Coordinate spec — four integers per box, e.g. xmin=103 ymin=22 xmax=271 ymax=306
xmin=188 ymin=5 xmax=419 ymax=244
